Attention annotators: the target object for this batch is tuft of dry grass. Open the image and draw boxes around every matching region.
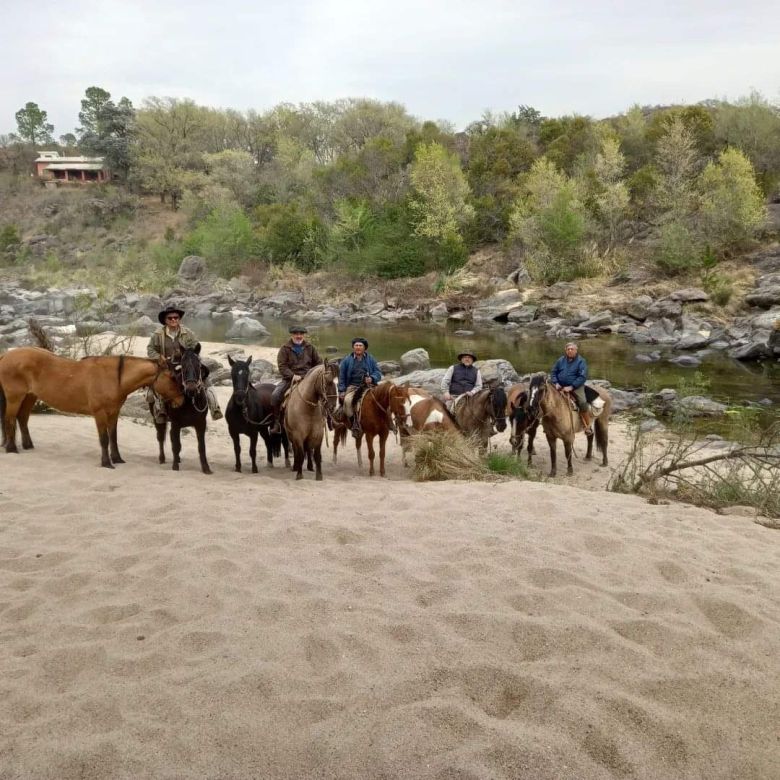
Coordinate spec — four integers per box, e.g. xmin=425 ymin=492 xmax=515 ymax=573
xmin=408 ymin=430 xmax=488 ymax=482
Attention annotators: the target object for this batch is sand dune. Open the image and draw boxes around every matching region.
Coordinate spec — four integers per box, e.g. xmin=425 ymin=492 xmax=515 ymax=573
xmin=1 ymin=345 xmax=779 ymax=778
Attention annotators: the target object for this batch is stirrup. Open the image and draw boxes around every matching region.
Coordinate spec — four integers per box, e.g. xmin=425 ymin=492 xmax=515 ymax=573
xmin=269 ymin=419 xmax=282 ymax=435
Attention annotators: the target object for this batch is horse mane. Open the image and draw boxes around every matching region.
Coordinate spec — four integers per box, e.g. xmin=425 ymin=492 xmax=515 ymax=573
xmin=438 ymin=396 xmax=460 ymax=428
xmin=117 ymin=354 xmax=125 ymax=384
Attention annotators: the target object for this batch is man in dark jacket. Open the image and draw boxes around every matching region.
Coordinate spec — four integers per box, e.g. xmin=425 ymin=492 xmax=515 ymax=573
xmin=441 ymin=351 xmax=483 ymax=410
xmin=338 ymin=338 xmax=382 ymax=436
xmin=269 ymin=326 xmax=323 ymax=434
xmin=550 ymin=341 xmax=591 ymax=433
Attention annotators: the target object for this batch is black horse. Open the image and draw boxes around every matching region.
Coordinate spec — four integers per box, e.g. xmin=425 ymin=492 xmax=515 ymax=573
xmin=226 ymin=355 xmax=290 ymax=473
xmin=151 ymin=346 xmax=212 ymax=474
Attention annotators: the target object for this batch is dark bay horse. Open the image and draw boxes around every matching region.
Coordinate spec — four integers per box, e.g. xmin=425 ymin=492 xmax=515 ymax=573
xmin=526 ymin=373 xmax=612 ymax=477
xmin=450 ymin=385 xmax=508 ymax=448
xmin=151 ymin=346 xmax=212 ymax=474
xmin=284 ymin=361 xmax=339 ymax=480
xmin=0 ymin=346 xmax=182 ymax=468
xmin=506 ymin=382 xmax=541 ymax=462
xmin=226 ymin=354 xmax=290 ymax=472
xmin=333 ymin=381 xmax=409 ymax=477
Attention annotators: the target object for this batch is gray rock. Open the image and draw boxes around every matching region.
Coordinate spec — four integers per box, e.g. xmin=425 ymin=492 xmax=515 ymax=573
xmin=674 ymin=332 xmax=710 ymax=350
xmin=400 ymin=348 xmax=431 ymax=373
xmin=454 ymin=330 xmax=474 ymax=336
xmin=647 ymin=299 xmax=683 ymax=320
xmin=506 ymin=305 xmax=538 ymax=323
xmin=429 ymin=302 xmax=449 ymax=318
xmin=670 ymin=287 xmax=709 ymax=302
xmin=126 ymin=315 xmax=156 ymax=336
xmin=378 ymin=360 xmax=400 ymax=376
xmin=668 ymin=354 xmax=702 ymax=367
xmin=625 ymin=295 xmax=653 ymax=321
xmin=476 ymin=358 xmax=521 ymax=386
xmin=448 ymin=311 xmax=469 ymax=321
xmin=744 ymin=286 xmax=780 ymax=308
xmin=609 ymin=389 xmax=643 ymax=411
xmin=392 ymin=369 xmax=447 ymax=395
xmin=137 ymin=294 xmax=164 ymax=319
xmin=226 ymin=317 xmax=270 ymax=339
xmin=178 ymin=255 xmax=207 ymax=281
xmin=750 ymin=307 xmax=780 ymax=331
xmin=677 ymin=396 xmax=727 ymax=416
xmin=729 ymin=339 xmax=773 ymax=361
xmin=580 ymin=310 xmax=613 ymax=330
xmin=472 ymin=289 xmax=524 ymax=321
xmin=120 ymin=391 xmax=150 ymax=419
xmin=542 ymin=282 xmax=575 ymax=300
xmin=634 ymin=352 xmax=660 ymax=363
xmin=507 ymin=267 xmax=532 ymax=287
xmin=639 ymin=419 xmax=665 ymax=433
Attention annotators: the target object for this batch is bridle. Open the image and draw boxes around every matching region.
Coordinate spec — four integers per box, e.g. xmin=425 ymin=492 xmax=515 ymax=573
xmin=179 ymin=351 xmax=208 ymax=414
xmin=292 ymin=365 xmax=338 ymax=423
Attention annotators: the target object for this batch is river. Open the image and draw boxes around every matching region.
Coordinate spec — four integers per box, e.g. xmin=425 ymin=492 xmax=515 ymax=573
xmin=188 ymin=316 xmax=780 ymax=407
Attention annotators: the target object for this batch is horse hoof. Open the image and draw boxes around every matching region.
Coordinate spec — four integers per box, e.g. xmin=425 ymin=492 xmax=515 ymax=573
xmin=315 ymin=473 xmax=323 ymax=481
xmin=203 ymin=468 xmax=213 ymax=475
xmin=159 ymin=456 xmax=166 ymax=464
xmin=112 ymin=457 xmax=125 ymax=464
xmin=252 ymin=466 xmax=259 ymax=473
xmin=295 ymin=473 xmax=303 ymax=480
xmin=234 ymin=466 xmax=241 ymax=472
xmin=102 ymin=462 xmax=115 ymax=469
xmin=22 ymin=442 xmax=34 ymax=450
xmin=172 ymin=464 xmax=179 ymax=471
xmin=567 ymin=468 xmax=574 ymax=476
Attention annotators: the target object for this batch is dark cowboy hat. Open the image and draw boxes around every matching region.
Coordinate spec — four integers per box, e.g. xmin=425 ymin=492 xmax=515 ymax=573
xmin=351 ymin=337 xmax=368 ymax=348
xmin=457 ymin=350 xmax=477 ymax=361
xmin=288 ymin=325 xmax=308 ymax=334
xmin=158 ymin=305 xmax=185 ymax=325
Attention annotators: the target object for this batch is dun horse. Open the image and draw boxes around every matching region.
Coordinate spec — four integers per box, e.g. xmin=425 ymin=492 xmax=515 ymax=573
xmin=225 ymin=355 xmax=289 ymax=473
xmin=151 ymin=346 xmax=212 ymax=474
xmin=284 ymin=361 xmax=339 ymax=480
xmin=526 ymin=373 xmax=611 ymax=477
xmin=333 ymin=381 xmax=409 ymax=477
xmin=506 ymin=382 xmax=541 ymax=462
xmin=450 ymin=385 xmax=507 ymax=448
xmin=0 ymin=346 xmax=182 ymax=468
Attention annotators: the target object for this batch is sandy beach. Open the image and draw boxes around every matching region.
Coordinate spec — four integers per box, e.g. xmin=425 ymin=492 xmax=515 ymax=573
xmin=1 ymin=341 xmax=779 ymax=779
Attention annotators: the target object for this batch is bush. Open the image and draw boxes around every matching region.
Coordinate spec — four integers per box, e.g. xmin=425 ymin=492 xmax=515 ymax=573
xmin=485 ymin=452 xmax=529 ymax=478
xmin=254 ymin=202 xmax=327 ymax=272
xmin=655 ymin=221 xmax=702 ymax=275
xmin=186 ymin=204 xmax=258 ymax=278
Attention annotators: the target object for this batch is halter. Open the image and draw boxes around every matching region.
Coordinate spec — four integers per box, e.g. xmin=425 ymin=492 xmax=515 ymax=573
xmin=291 ymin=365 xmax=338 ymax=426
xmin=178 ymin=352 xmax=208 ymax=414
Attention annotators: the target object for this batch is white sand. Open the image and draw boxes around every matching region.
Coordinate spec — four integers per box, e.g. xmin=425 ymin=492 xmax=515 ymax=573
xmin=1 ymin=340 xmax=779 ymax=779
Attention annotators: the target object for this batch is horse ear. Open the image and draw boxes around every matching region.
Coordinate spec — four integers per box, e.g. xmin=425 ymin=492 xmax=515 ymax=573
xmin=194 ymin=342 xmax=202 ymax=355
xmin=247 ymin=355 xmax=252 ymax=366
xmin=228 ymin=354 xmax=235 ymax=366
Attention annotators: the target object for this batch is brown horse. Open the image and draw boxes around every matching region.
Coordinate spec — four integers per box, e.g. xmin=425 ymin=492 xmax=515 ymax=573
xmin=284 ymin=361 xmax=339 ymax=480
xmin=506 ymin=382 xmax=541 ymax=462
xmin=450 ymin=385 xmax=508 ymax=449
xmin=0 ymin=347 xmax=183 ymax=468
xmin=525 ymin=373 xmax=611 ymax=477
xmin=332 ymin=381 xmax=409 ymax=477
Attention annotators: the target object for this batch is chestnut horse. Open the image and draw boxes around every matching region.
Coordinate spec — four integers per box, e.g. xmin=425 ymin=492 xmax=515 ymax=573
xmin=0 ymin=346 xmax=182 ymax=468
xmin=525 ymin=373 xmax=612 ymax=477
xmin=332 ymin=381 xmax=409 ymax=477
xmin=284 ymin=361 xmax=339 ymax=480
xmin=450 ymin=385 xmax=508 ymax=449
xmin=392 ymin=385 xmax=461 ymax=466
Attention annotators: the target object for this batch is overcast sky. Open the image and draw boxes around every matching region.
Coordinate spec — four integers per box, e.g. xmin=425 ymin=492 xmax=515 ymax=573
xmin=2 ymin=0 xmax=779 ymax=136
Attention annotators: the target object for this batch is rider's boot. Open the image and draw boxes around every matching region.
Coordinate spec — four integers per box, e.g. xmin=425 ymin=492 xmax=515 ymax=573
xmin=350 ymin=415 xmax=362 ymax=439
xmin=207 ymin=387 xmax=223 ymax=421
xmin=579 ymin=409 xmax=593 ymax=435
xmin=269 ymin=408 xmax=282 ymax=435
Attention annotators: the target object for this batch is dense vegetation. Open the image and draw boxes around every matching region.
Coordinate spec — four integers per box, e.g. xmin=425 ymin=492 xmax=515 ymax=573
xmin=2 ymin=90 xmax=778 ymax=287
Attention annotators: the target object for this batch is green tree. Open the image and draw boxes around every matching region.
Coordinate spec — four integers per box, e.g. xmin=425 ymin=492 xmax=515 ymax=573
xmin=409 ymin=142 xmax=474 ymax=244
xmin=59 ymin=133 xmax=77 ymax=147
xmin=15 ymin=102 xmax=54 ymax=145
xmin=698 ymin=148 xmax=766 ymax=249
xmin=590 ymin=136 xmax=630 ymax=247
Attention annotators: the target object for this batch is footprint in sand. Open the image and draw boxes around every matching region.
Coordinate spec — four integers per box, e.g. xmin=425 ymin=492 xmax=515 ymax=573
xmin=694 ymin=596 xmax=761 ymax=639
xmin=303 ymin=634 xmax=342 ymax=670
xmin=583 ymin=533 xmax=625 ymax=557
xmin=84 ymin=603 xmax=142 ymax=624
xmin=655 ymin=560 xmax=688 ymax=584
xmin=582 ymin=727 xmax=635 ymax=777
xmin=178 ymin=631 xmax=226 ymax=653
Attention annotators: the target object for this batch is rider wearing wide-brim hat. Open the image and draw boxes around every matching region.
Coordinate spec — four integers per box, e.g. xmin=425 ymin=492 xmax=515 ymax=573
xmin=270 ymin=325 xmax=323 ymax=434
xmin=147 ymin=305 xmax=223 ymax=420
xmin=338 ymin=337 xmax=382 ymax=437
xmin=442 ymin=350 xmax=483 ymax=407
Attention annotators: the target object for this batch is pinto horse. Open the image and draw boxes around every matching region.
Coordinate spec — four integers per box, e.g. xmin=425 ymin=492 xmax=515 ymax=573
xmin=332 ymin=381 xmax=408 ymax=477
xmin=151 ymin=346 xmax=212 ymax=474
xmin=506 ymin=382 xmax=541 ymax=462
xmin=225 ymin=355 xmax=290 ymax=472
xmin=284 ymin=361 xmax=339 ymax=480
xmin=525 ymin=373 xmax=612 ymax=477
xmin=450 ymin=385 xmax=508 ymax=448
xmin=0 ymin=346 xmax=182 ymax=468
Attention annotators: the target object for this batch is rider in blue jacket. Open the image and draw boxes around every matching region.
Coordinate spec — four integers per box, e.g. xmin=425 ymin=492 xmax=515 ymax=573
xmin=551 ymin=342 xmax=592 ymax=433
xmin=338 ymin=338 xmax=382 ymax=436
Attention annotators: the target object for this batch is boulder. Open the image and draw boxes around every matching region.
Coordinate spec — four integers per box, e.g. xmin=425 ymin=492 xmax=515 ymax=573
xmin=744 ymin=286 xmax=780 ymax=308
xmin=542 ymin=282 xmax=575 ymax=300
xmin=392 ymin=369 xmax=447 ymax=396
xmin=625 ymin=295 xmax=653 ymax=321
xmin=668 ymin=354 xmax=701 ymax=367
xmin=608 ymin=388 xmax=643 ymax=412
xmin=647 ymin=299 xmax=683 ymax=320
xmin=137 ymin=294 xmax=164 ymax=319
xmin=400 ymin=348 xmax=431 ymax=373
xmin=429 ymin=302 xmax=449 ymax=319
xmin=673 ymin=332 xmax=710 ymax=350
xmin=448 ymin=311 xmax=469 ymax=321
xmin=750 ymin=307 xmax=780 ymax=331
xmin=119 ymin=391 xmax=150 ymax=419
xmin=476 ymin=358 xmax=521 ymax=387
xmin=178 ymin=255 xmax=207 ymax=281
xmin=378 ymin=360 xmax=400 ymax=376
xmin=126 ymin=315 xmax=156 ymax=336
xmin=579 ymin=310 xmax=613 ymax=330
xmin=472 ymin=289 xmax=524 ymax=321
xmin=669 ymin=288 xmax=709 ymax=302
xmin=729 ymin=338 xmax=773 ymax=361
xmin=507 ymin=267 xmax=532 ymax=287
xmin=506 ymin=305 xmax=538 ymax=323
xmin=677 ymin=396 xmax=727 ymax=416
xmin=226 ymin=318 xmax=270 ymax=339
xmin=453 ymin=330 xmax=474 ymax=337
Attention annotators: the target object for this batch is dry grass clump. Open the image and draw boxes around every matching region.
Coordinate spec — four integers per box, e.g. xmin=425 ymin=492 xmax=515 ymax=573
xmin=408 ymin=430 xmax=487 ymax=482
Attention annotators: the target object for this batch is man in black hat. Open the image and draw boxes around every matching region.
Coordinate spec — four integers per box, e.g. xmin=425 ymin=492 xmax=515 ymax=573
xmin=269 ymin=325 xmax=323 ymax=434
xmin=338 ymin=338 xmax=382 ymax=437
xmin=441 ymin=350 xmax=483 ymax=410
xmin=147 ymin=305 xmax=223 ymax=420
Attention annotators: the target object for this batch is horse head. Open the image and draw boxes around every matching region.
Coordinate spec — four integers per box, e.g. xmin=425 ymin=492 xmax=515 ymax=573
xmin=320 ymin=360 xmax=340 ymax=415
xmin=526 ymin=373 xmax=547 ymax=417
xmin=387 ymin=384 xmax=412 ymax=433
xmin=489 ymin=385 xmax=508 ymax=432
xmin=228 ymin=354 xmax=252 ymax=406
xmin=152 ymin=358 xmax=185 ymax=408
xmin=178 ymin=347 xmax=204 ymax=398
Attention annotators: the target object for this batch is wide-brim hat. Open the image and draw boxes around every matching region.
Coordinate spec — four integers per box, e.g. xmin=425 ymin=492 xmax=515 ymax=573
xmin=289 ymin=325 xmax=308 ymax=334
xmin=158 ymin=305 xmax=185 ymax=325
xmin=458 ymin=351 xmax=477 ymax=361
xmin=352 ymin=337 xmax=368 ymax=348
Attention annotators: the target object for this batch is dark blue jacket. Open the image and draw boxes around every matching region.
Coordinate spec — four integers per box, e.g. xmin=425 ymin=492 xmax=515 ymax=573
xmin=338 ymin=352 xmax=382 ymax=393
xmin=551 ymin=354 xmax=587 ymax=389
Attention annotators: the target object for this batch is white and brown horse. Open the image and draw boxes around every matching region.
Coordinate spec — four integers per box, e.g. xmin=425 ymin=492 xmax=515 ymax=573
xmin=391 ymin=385 xmax=461 ymax=465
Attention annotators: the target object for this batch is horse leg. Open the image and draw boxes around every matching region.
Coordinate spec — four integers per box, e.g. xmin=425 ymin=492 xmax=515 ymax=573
xmin=313 ymin=443 xmax=323 ymax=481
xmin=355 ymin=433 xmax=363 ymax=471
xmin=585 ymin=430 xmax=594 ymax=460
xmin=283 ymin=432 xmax=291 ymax=469
xmin=564 ymin=437 xmax=574 ymax=476
xmin=250 ymin=430 xmax=260 ymax=472
xmin=17 ymin=394 xmax=37 ymax=450
xmin=379 ymin=431 xmax=388 ymax=477
xmin=292 ymin=441 xmax=304 ymax=479
xmin=231 ymin=430 xmax=242 ymax=472
xmin=306 ymin=447 xmax=314 ymax=472
xmin=366 ymin=434 xmax=376 ymax=477
xmin=94 ymin=411 xmax=113 ymax=469
xmin=196 ymin=419 xmax=212 ymax=474
xmin=546 ymin=433 xmax=557 ymax=478
xmin=108 ymin=412 xmax=124 ymax=464
xmin=2 ymin=392 xmax=21 ymax=454
xmin=170 ymin=424 xmax=182 ymax=471
xmin=527 ymin=421 xmax=539 ymax=466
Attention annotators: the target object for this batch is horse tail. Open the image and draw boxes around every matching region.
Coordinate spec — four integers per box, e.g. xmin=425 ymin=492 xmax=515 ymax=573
xmin=595 ymin=413 xmax=609 ymax=455
xmin=334 ymin=425 xmax=347 ymax=449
